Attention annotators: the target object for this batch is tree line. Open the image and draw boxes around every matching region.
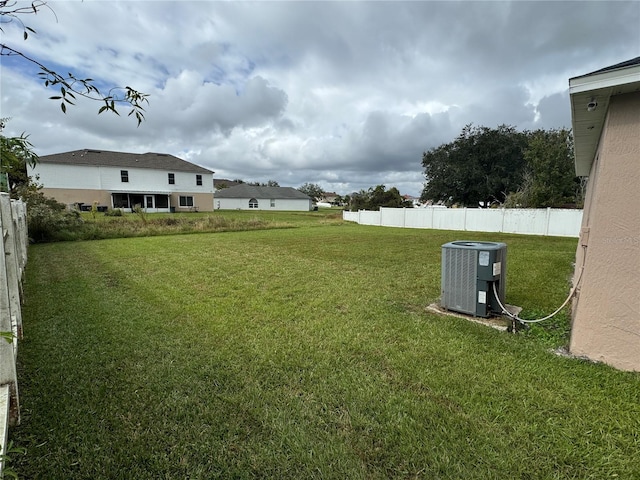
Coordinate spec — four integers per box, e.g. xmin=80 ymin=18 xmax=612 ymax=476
xmin=421 ymin=124 xmax=582 ymax=208
xmin=293 ymin=125 xmax=582 ymax=211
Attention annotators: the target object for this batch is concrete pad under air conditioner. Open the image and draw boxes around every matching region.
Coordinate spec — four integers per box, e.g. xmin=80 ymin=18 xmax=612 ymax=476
xmin=426 ymin=303 xmax=522 ymax=332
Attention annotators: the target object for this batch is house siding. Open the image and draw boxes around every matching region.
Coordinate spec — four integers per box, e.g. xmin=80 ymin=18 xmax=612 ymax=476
xmin=569 ymin=91 xmax=640 ymax=371
xmin=216 ymin=197 xmax=312 ymax=211
xmin=29 ymin=162 xmax=215 ymax=212
xmin=30 ymin=163 xmax=212 ymax=194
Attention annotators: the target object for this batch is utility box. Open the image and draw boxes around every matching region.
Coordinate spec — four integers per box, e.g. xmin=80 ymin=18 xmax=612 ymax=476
xmin=441 ymin=241 xmax=507 ymax=317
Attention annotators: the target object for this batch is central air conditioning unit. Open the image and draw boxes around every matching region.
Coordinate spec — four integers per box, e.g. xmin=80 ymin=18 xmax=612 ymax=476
xmin=441 ymin=241 xmax=507 ymax=318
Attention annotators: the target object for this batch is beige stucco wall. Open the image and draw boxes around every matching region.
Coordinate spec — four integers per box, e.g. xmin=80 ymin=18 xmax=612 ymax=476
xmin=40 ymin=188 xmax=111 ymax=207
xmin=569 ymin=91 xmax=640 ymax=371
xmin=169 ymin=193 xmax=214 ymax=212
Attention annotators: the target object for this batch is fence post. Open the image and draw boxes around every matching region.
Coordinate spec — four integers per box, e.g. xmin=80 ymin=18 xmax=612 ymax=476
xmin=0 ymin=195 xmax=19 ymax=427
xmin=1 ymin=196 xmax=23 ymax=340
xmin=545 ymin=207 xmax=551 ymax=236
xmin=0 ymin=197 xmax=26 ymax=479
xmin=11 ymin=200 xmax=28 ymax=280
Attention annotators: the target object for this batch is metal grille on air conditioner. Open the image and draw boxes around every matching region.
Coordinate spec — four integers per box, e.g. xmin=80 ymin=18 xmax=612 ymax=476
xmin=441 ymin=241 xmax=507 ymax=318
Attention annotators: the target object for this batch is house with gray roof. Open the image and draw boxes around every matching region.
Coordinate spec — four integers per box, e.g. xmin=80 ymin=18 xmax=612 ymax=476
xmin=214 ymin=184 xmax=313 ymax=211
xmin=29 ymin=149 xmax=215 ymax=212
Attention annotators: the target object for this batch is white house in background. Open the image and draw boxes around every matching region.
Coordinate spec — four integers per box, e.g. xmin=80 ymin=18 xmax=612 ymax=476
xmin=403 ymin=195 xmax=422 ymax=207
xmin=29 ymin=149 xmax=215 ymax=212
xmin=320 ymin=192 xmax=339 ymax=204
xmin=215 ymin=184 xmax=313 ymax=211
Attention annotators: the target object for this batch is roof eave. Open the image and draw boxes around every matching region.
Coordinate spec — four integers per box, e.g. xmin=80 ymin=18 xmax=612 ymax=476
xmin=569 ymin=63 xmax=640 ymax=177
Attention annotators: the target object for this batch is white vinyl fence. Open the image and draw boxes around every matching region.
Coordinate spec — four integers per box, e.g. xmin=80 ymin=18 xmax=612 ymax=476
xmin=344 ymin=207 xmax=583 ymax=237
xmin=0 ymin=194 xmax=27 ymax=473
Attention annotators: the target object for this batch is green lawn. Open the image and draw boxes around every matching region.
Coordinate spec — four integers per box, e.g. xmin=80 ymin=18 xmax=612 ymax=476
xmin=11 ymin=224 xmax=640 ymax=478
xmin=40 ymin=208 xmax=345 ymax=243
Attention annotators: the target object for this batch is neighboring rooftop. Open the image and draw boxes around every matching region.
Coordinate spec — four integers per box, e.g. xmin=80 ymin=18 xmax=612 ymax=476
xmin=213 ymin=179 xmax=244 ymax=190
xmin=214 ymin=184 xmax=311 ymax=200
xmin=38 ymin=149 xmax=214 ymax=174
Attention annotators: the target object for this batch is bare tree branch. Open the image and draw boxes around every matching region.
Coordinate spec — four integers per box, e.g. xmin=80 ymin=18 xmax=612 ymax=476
xmin=1 ymin=0 xmax=149 ymax=126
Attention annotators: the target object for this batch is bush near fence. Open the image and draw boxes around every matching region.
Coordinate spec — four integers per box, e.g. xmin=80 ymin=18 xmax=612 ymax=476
xmin=343 ymin=207 xmax=583 ymax=237
xmin=0 ymin=194 xmax=28 ymax=474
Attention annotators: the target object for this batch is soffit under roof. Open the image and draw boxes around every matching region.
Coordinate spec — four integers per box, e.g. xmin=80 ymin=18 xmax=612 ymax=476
xmin=569 ymin=57 xmax=640 ymax=176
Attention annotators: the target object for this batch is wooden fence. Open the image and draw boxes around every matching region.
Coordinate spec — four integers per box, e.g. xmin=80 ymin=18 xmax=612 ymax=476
xmin=343 ymin=206 xmax=583 ymax=237
xmin=0 ymin=194 xmax=28 ymax=473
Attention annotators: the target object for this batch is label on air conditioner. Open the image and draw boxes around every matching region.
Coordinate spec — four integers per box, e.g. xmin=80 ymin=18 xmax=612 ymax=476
xmin=493 ymin=262 xmax=501 ymax=276
xmin=478 ymin=291 xmax=487 ymax=304
xmin=478 ymin=251 xmax=490 ymax=266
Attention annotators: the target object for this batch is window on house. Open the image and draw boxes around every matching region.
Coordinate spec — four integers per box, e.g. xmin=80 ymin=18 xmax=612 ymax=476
xmin=179 ymin=196 xmax=194 ymax=207
xmin=196 ymin=174 xmax=202 ymax=186
xmin=249 ymin=198 xmax=258 ymax=209
xmin=168 ymin=173 xmax=175 ymax=184
xmin=121 ymin=170 xmax=129 ymax=182
xmin=270 ymin=199 xmax=275 ymax=208
xmin=112 ymin=193 xmax=129 ymax=208
xmin=155 ymin=195 xmax=169 ymax=208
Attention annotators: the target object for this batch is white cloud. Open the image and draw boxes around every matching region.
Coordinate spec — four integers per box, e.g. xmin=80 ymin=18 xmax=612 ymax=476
xmin=1 ymin=0 xmax=639 ymax=196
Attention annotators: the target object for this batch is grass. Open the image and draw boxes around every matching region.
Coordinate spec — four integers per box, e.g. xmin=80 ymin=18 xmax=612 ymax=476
xmin=56 ymin=208 xmax=346 ymax=241
xmin=11 ymin=223 xmax=640 ymax=478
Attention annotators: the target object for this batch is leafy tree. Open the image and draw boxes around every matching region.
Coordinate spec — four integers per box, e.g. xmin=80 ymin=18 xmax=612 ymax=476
xmin=297 ymin=183 xmax=324 ymax=202
xmin=505 ymin=128 xmax=580 ymax=208
xmin=0 ymin=0 xmax=148 ymax=125
xmin=0 ymin=122 xmax=83 ymax=242
xmin=421 ymin=124 xmax=528 ymax=207
xmin=348 ymin=185 xmax=412 ymax=211
xmin=248 ymin=180 xmax=280 ymax=187
xmin=0 ymin=120 xmax=38 ymax=196
xmin=367 ymin=185 xmax=412 ymax=210
xmin=23 ymin=187 xmax=84 ymax=243
xmin=348 ymin=189 xmax=369 ymax=211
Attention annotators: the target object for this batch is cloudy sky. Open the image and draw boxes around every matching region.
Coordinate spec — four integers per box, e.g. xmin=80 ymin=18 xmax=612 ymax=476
xmin=1 ymin=1 xmax=639 ymax=196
